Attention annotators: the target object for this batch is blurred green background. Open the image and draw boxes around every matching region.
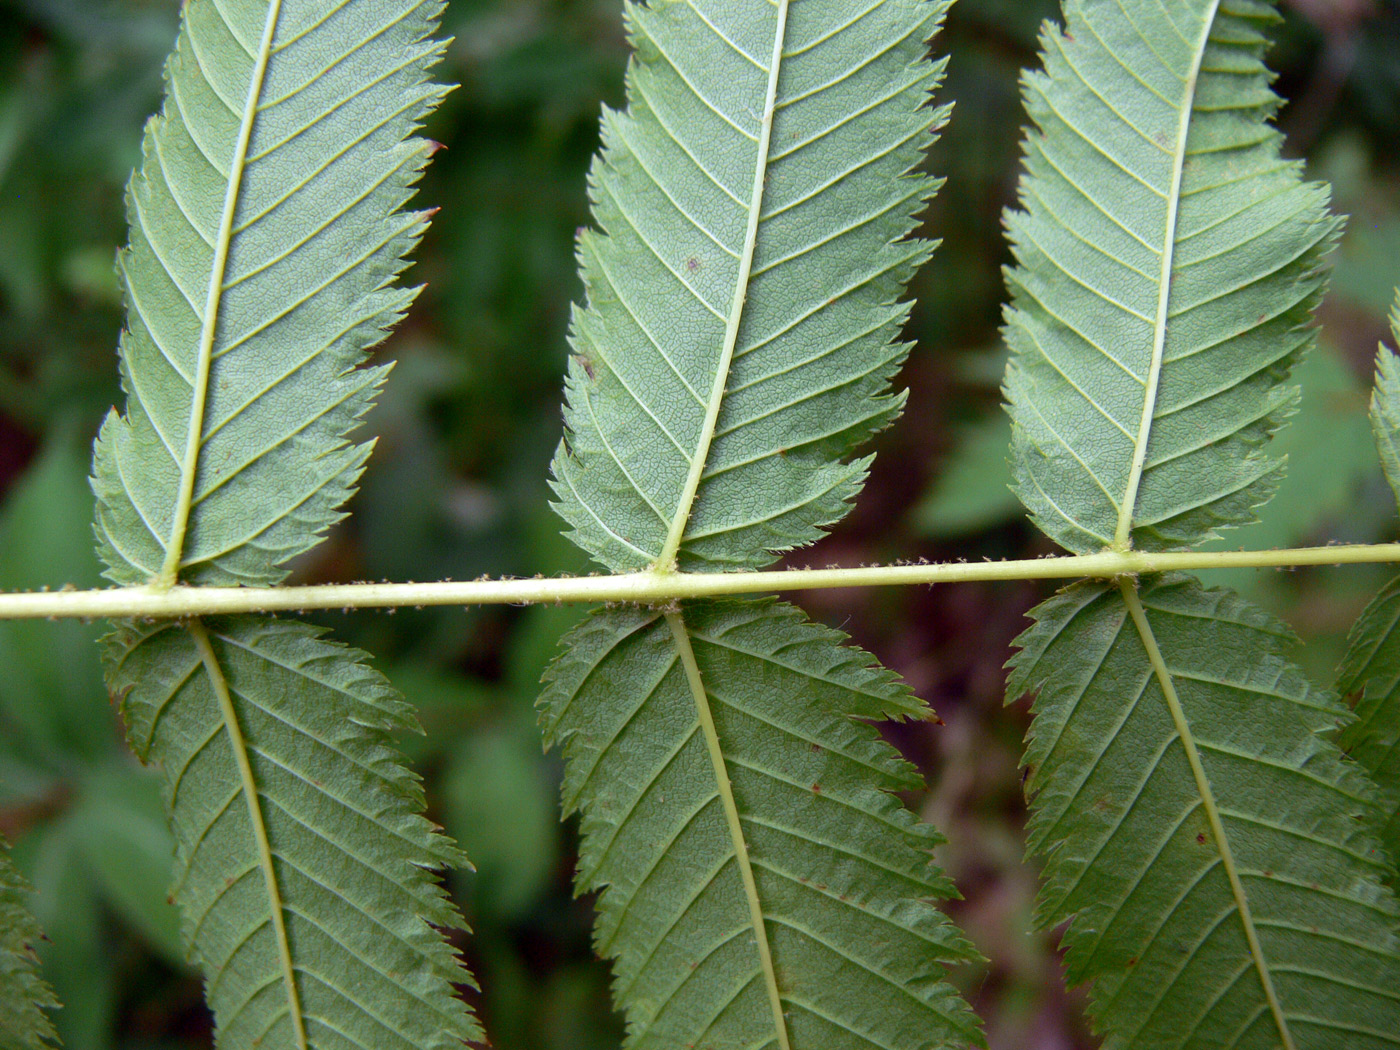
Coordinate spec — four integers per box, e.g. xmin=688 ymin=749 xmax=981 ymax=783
xmin=0 ymin=1 xmax=1396 ymax=1047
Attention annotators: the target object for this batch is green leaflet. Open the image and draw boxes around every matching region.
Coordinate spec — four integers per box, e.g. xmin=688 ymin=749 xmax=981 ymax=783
xmin=997 ymin=10 xmax=1397 ymax=1043
xmin=913 ymin=409 xmax=1022 ymax=538
xmin=1194 ymin=342 xmax=1376 ymax=594
xmin=1338 ymin=577 xmax=1400 ymax=876
xmin=105 ymin=616 xmax=479 ymax=1050
xmin=89 ymin=3 xmax=477 ymax=1046
xmin=0 ymin=836 xmax=60 ymax=1050
xmin=1336 ymin=299 xmax=1400 ymax=878
xmin=1009 ymin=574 xmax=1400 ymax=1050
xmin=543 ymin=5 xmax=982 ymax=1046
xmin=92 ymin=0 xmax=447 ymax=589
xmin=551 ymin=0 xmax=949 ymax=573
xmin=1371 ymin=299 xmax=1400 ymax=508
xmin=539 ymin=600 xmax=982 ymax=1050
xmin=1002 ymin=0 xmax=1338 ymax=555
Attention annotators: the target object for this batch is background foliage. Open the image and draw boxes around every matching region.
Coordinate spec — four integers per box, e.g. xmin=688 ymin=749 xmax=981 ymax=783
xmin=0 ymin=0 xmax=1396 ymax=1047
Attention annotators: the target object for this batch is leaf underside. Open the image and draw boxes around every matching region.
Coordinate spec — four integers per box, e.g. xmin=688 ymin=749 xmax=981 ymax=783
xmin=89 ymin=1 xmax=477 ymax=1047
xmin=1010 ymin=574 xmax=1400 ymax=1050
xmin=1336 ymin=304 xmax=1400 ymax=883
xmin=540 ymin=599 xmax=982 ymax=1050
xmin=0 ymin=837 xmax=59 ymax=1050
xmin=107 ymin=616 xmax=479 ymax=1050
xmin=93 ymin=0 xmax=446 ymax=588
xmin=551 ymin=0 xmax=949 ymax=572
xmin=997 ymin=6 xmax=1400 ymax=1046
xmin=1002 ymin=0 xmax=1337 ymax=554
xmin=1370 ymin=301 xmax=1400 ymax=511
xmin=1338 ymin=577 xmax=1400 ymax=879
xmin=541 ymin=3 xmax=982 ymax=1047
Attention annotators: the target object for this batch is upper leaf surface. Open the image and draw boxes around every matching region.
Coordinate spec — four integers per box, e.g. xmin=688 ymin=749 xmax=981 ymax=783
xmin=0 ymin=836 xmax=59 ymax=1050
xmin=1002 ymin=0 xmax=1338 ymax=554
xmin=539 ymin=599 xmax=981 ymax=1050
xmin=551 ymin=0 xmax=948 ymax=572
xmin=1010 ymin=574 xmax=1400 ymax=1049
xmin=92 ymin=0 xmax=446 ymax=587
xmin=106 ymin=616 xmax=479 ymax=1050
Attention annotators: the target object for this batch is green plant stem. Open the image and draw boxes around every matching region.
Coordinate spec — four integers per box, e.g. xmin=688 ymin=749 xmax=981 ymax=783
xmin=3 ymin=542 xmax=1400 ymax=620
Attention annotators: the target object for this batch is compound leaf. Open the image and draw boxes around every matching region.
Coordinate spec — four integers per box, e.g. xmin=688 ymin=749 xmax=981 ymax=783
xmin=1002 ymin=0 xmax=1338 ymax=554
xmin=92 ymin=0 xmax=447 ymax=588
xmin=0 ymin=836 xmax=60 ymax=1050
xmin=106 ymin=616 xmax=479 ymax=1050
xmin=539 ymin=599 xmax=982 ymax=1050
xmin=551 ymin=0 xmax=949 ymax=573
xmin=1010 ymin=574 xmax=1400 ymax=1050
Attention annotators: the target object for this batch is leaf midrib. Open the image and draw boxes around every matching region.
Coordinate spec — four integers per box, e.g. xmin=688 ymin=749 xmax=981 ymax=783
xmin=665 ymin=609 xmax=791 ymax=1050
xmin=157 ymin=0 xmax=284 ymax=589
xmin=1113 ymin=0 xmax=1221 ymax=551
xmin=188 ymin=618 xmax=307 ymax=1050
xmin=654 ymin=0 xmax=792 ymax=571
xmin=1118 ymin=580 xmax=1296 ymax=1050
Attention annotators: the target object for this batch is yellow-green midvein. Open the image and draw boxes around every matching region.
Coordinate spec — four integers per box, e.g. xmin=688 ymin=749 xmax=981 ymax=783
xmin=188 ymin=618 xmax=308 ymax=1050
xmin=1119 ymin=580 xmax=1296 ymax=1050
xmin=157 ymin=0 xmax=285 ymax=590
xmin=655 ymin=0 xmax=792 ymax=571
xmin=1115 ymin=0 xmax=1221 ymax=551
xmin=666 ymin=609 xmax=791 ymax=1050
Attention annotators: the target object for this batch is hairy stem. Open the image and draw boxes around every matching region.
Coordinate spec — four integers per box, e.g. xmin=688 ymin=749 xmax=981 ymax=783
xmin=3 ymin=542 xmax=1400 ymax=619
